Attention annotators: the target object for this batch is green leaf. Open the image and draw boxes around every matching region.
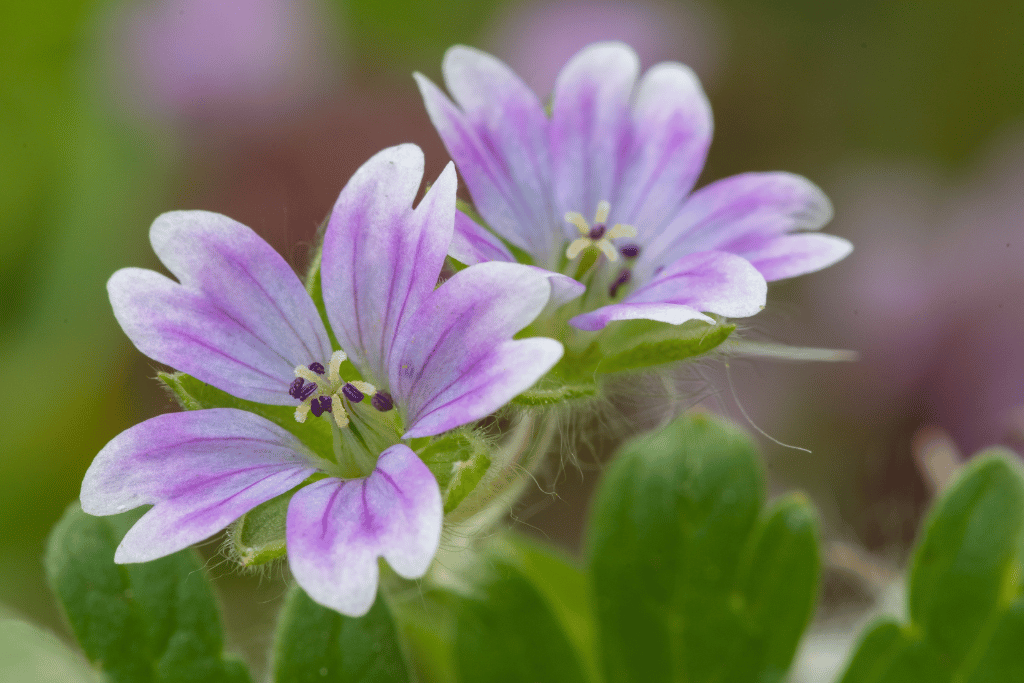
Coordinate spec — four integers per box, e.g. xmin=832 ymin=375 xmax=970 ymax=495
xmin=454 ymin=560 xmax=589 ymax=683
xmin=44 ymin=503 xmax=251 ymax=683
xmin=596 ymin=320 xmax=736 ymax=374
xmin=839 ymin=450 xmax=1024 ymax=682
xmin=417 ymin=429 xmax=492 ymax=513
xmin=272 ymin=586 xmax=410 ymax=683
xmin=0 ymin=619 xmax=98 ymax=683
xmin=159 ymin=371 xmax=335 ymax=463
xmin=485 ymin=532 xmax=600 ymax=681
xmin=587 ymin=412 xmax=820 ymax=683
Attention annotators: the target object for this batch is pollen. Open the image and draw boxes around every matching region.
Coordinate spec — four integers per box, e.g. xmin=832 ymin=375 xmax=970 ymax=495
xmin=290 ymin=350 xmax=383 ymax=428
xmin=565 ymin=200 xmax=637 ymax=263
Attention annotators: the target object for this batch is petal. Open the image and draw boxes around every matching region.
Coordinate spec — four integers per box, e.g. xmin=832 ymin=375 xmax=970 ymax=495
xmin=415 ymin=51 xmax=558 ymax=265
xmin=745 ymin=233 xmax=853 ymax=281
xmin=551 ymin=42 xmax=639 ymax=227
xmin=321 ymin=145 xmax=456 ymax=386
xmin=615 ymin=62 xmax=713 ymax=234
xmin=449 ymin=210 xmax=516 ymax=265
xmin=640 ymin=172 xmax=834 ymax=281
xmin=570 ymin=251 xmax=766 ymax=331
xmin=81 ymin=408 xmax=318 ymax=563
xmin=286 ymin=445 xmax=442 ymax=617
xmin=525 ymin=266 xmax=586 ymax=308
xmin=108 ymin=212 xmax=332 ymax=405
xmin=391 ymin=261 xmax=563 ymax=438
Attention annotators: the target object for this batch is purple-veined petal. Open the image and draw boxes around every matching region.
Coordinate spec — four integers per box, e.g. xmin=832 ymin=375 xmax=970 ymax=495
xmin=525 ymin=266 xmax=586 ymax=308
xmin=391 ymin=261 xmax=562 ymax=438
xmin=640 ymin=172 xmax=834 ymax=281
xmin=450 ymin=210 xmax=515 ymax=265
xmin=551 ymin=42 xmax=639 ymax=230
xmin=286 ymin=445 xmax=442 ymax=617
xmin=321 ymin=145 xmax=456 ymax=386
xmin=745 ymin=232 xmax=853 ymax=281
xmin=570 ymin=250 xmax=766 ymax=331
xmin=615 ymin=62 xmax=713 ymax=235
xmin=108 ymin=211 xmax=332 ymax=405
xmin=415 ymin=54 xmax=558 ymax=265
xmin=81 ymin=408 xmax=319 ymax=563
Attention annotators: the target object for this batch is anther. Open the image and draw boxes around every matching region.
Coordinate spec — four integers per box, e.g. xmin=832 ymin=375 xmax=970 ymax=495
xmin=297 ymin=381 xmax=318 ymax=401
xmin=288 ymin=377 xmax=306 ymax=399
xmin=371 ymin=391 xmax=394 ymax=412
xmin=342 ymin=383 xmax=365 ymax=403
xmin=308 ymin=362 xmax=326 ymax=375
xmin=609 ymin=268 xmax=632 ymax=298
xmin=620 ymin=244 xmax=640 ymax=259
xmin=310 ymin=395 xmax=330 ymax=417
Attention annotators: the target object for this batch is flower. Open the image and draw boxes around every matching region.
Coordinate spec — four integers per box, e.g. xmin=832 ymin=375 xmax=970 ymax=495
xmin=81 ymin=144 xmax=565 ymax=616
xmin=415 ymin=42 xmax=852 ymax=332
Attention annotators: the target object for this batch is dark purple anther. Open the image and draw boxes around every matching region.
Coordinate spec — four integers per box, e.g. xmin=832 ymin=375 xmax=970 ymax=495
xmin=288 ymin=377 xmax=306 ymax=399
xmin=310 ymin=395 xmax=331 ymax=417
xmin=588 ymin=224 xmax=606 ymax=240
xmin=609 ymin=268 xmax=632 ymax=298
xmin=342 ymin=383 xmax=364 ymax=403
xmin=371 ymin=391 xmax=394 ymax=412
xmin=620 ymin=243 xmax=640 ymax=259
xmin=298 ymin=381 xmax=318 ymax=401
xmin=308 ymin=362 xmax=326 ymax=375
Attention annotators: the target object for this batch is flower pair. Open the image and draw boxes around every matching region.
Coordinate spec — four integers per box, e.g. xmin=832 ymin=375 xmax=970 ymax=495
xmin=82 ymin=145 xmax=566 ymax=616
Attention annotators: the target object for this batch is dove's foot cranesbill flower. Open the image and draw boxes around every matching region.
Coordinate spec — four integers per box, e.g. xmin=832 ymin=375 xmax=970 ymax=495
xmin=81 ymin=144 xmax=564 ymax=616
xmin=416 ymin=42 xmax=852 ymax=336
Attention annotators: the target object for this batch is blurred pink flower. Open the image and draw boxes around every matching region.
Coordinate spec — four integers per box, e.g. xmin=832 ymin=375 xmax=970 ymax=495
xmin=815 ymin=133 xmax=1024 ymax=453
xmin=485 ymin=0 xmax=723 ymax=95
xmin=106 ymin=0 xmax=337 ymax=123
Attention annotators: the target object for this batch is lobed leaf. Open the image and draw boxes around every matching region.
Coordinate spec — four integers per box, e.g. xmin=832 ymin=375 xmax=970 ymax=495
xmin=44 ymin=503 xmax=251 ymax=683
xmin=272 ymin=586 xmax=410 ymax=683
xmin=454 ymin=560 xmax=589 ymax=683
xmin=587 ymin=412 xmax=820 ymax=683
xmin=839 ymin=450 xmax=1024 ymax=682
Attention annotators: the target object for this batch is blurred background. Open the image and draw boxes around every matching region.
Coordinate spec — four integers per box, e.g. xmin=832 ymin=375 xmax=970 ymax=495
xmin=2 ymin=0 xmax=1022 ymax=677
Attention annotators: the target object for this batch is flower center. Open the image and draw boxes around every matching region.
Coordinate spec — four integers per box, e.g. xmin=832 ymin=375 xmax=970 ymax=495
xmin=290 ymin=350 xmax=392 ymax=428
xmin=565 ymin=200 xmax=638 ymax=263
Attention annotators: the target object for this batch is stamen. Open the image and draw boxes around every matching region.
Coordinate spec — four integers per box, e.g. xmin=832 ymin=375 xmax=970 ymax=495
xmin=331 ymin=397 xmax=350 ymax=428
xmin=294 ymin=366 xmax=321 ymax=384
xmin=371 ymin=391 xmax=394 ymax=412
xmin=606 ymin=223 xmax=637 ymax=240
xmin=349 ymin=380 xmax=376 ymax=395
xmin=288 ymin=377 xmax=306 ymax=399
xmin=298 ymin=381 xmax=318 ymax=401
xmin=294 ymin=402 xmax=311 ymax=423
xmin=620 ymin=244 xmax=640 ymax=259
xmin=328 ymin=350 xmax=347 ymax=385
xmin=342 ymin=383 xmax=364 ymax=403
xmin=308 ymin=362 xmax=326 ymax=375
xmin=564 ymin=211 xmax=590 ymax=235
xmin=609 ymin=268 xmax=632 ymax=298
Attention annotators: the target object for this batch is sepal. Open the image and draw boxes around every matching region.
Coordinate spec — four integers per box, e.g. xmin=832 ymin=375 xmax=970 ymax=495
xmin=417 ymin=429 xmax=492 ymax=514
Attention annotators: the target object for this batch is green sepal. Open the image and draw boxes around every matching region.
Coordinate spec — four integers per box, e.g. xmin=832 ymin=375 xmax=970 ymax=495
xmin=454 ymin=560 xmax=589 ymax=683
xmin=596 ymin=319 xmax=736 ymax=374
xmin=511 ymin=382 xmax=599 ymax=406
xmin=230 ymin=489 xmax=292 ymax=567
xmin=587 ymin=412 xmax=820 ymax=683
xmin=417 ymin=429 xmax=491 ymax=513
xmin=839 ymin=450 xmax=1024 ymax=682
xmin=159 ymin=371 xmax=335 ymax=463
xmin=272 ymin=586 xmax=411 ymax=683
xmin=44 ymin=503 xmax=252 ymax=683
